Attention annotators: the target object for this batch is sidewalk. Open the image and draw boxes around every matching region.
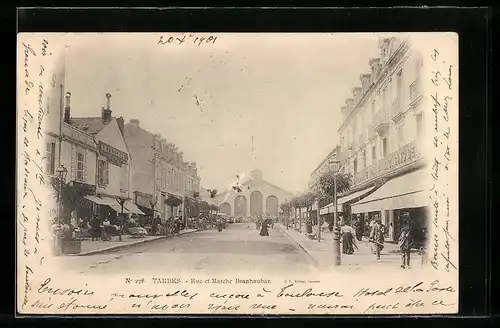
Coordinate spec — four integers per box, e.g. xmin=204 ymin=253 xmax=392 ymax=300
xmin=278 ymin=224 xmax=425 ymax=271
xmin=73 ymin=229 xmax=198 ymax=256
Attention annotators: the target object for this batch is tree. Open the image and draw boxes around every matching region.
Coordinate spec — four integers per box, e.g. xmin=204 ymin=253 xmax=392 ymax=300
xmin=49 ymin=177 xmax=93 ymax=223
xmin=316 ymin=171 xmax=352 ymax=198
xmin=280 ymin=202 xmax=291 ymax=216
xmin=193 ymin=191 xmax=200 ymax=199
xmin=302 ymin=191 xmax=319 ymax=212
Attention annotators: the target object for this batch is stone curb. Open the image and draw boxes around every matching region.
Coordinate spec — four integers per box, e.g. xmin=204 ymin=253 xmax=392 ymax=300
xmin=277 ymin=224 xmax=324 ymax=270
xmin=74 ymin=229 xmax=198 ymax=256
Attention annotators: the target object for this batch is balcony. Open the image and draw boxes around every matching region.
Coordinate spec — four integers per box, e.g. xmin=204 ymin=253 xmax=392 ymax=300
xmin=410 ymin=78 xmax=422 ymax=104
xmin=372 ymin=109 xmax=390 ymax=135
xmin=352 ymin=140 xmax=422 ymax=187
xmin=391 ymin=97 xmax=403 ymax=122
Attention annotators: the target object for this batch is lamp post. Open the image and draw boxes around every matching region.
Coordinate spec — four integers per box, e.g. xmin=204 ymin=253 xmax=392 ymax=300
xmin=117 ymin=195 xmax=127 ymax=242
xmin=329 ymin=159 xmax=342 ymax=266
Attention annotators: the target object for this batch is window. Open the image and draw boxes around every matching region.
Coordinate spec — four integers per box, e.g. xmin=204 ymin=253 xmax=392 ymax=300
xmin=398 ymin=125 xmax=405 ymax=148
xmin=416 ymin=113 xmax=424 ymax=138
xmin=382 ymin=138 xmax=388 ymax=157
xmin=45 ymin=142 xmax=56 ymax=174
xmin=362 ymin=150 xmax=366 ymax=169
xmin=76 ymin=152 xmax=84 ymax=181
xmin=372 ymin=146 xmax=377 ymax=163
xmin=161 ymin=166 xmax=166 ymax=190
xmin=353 ymin=158 xmax=358 ymax=174
xmin=98 ymin=160 xmax=109 ymax=186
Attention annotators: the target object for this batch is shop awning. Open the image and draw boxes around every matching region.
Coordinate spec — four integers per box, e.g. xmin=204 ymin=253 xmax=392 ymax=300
xmin=351 ymin=169 xmax=429 ymax=214
xmin=319 ymin=186 xmax=376 ymax=215
xmin=98 ymin=196 xmax=129 ymax=213
xmin=125 ymin=200 xmax=146 ymax=215
xmin=84 ymin=195 xmax=109 ymax=205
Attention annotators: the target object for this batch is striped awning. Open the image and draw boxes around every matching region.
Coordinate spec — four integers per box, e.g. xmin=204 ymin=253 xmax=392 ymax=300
xmin=319 ymin=186 xmax=376 ymax=215
xmin=351 ymin=169 xmax=429 ymax=214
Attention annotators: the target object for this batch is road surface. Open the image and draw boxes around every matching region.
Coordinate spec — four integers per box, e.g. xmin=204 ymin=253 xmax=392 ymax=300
xmin=52 ymin=223 xmax=319 ymax=276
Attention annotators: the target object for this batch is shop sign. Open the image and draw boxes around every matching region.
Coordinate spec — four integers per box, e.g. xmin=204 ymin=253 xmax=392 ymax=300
xmin=353 ymin=140 xmax=421 ymax=186
xmin=99 ymin=141 xmax=129 ymax=166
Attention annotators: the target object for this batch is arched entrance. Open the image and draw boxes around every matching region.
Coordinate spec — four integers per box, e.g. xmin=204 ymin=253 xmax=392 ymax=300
xmin=266 ymin=195 xmax=279 ymax=216
xmin=220 ymin=202 xmax=231 ymax=215
xmin=250 ymin=191 xmax=263 ymax=216
xmin=234 ymin=195 xmax=247 ymax=217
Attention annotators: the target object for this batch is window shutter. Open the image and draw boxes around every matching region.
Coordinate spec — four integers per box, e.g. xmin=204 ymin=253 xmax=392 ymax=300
xmin=71 ymin=144 xmax=76 ymax=181
xmin=84 ymin=149 xmax=88 ymax=182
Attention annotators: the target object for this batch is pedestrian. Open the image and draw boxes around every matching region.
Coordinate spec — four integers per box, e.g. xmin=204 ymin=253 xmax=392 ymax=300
xmin=173 ymin=216 xmax=181 ymax=236
xmin=259 ymin=218 xmax=269 ymax=236
xmin=369 ymin=217 xmax=377 ymax=254
xmin=306 ymin=217 xmax=313 ymax=234
xmin=369 ymin=216 xmax=384 ymax=260
xmin=90 ymin=216 xmax=100 ymax=241
xmin=340 ymin=221 xmax=355 ymax=254
xmin=102 ymin=216 xmax=111 ymax=241
xmin=398 ymin=216 xmax=413 ymax=269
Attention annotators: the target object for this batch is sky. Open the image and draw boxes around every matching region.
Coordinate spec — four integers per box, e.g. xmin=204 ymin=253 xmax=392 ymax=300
xmin=62 ymin=33 xmax=385 ymax=194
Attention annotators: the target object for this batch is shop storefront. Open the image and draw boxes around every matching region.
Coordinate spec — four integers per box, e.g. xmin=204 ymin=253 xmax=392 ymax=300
xmin=351 ymin=169 xmax=429 ymax=246
xmin=319 ymin=185 xmax=376 ymax=225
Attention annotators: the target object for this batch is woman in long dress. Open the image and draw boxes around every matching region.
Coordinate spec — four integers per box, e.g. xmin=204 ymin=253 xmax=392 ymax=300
xmin=259 ymin=218 xmax=269 ymax=236
xmin=341 ymin=222 xmax=355 ymax=254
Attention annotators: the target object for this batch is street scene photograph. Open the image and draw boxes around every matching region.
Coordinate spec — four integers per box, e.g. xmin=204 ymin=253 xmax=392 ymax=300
xmin=39 ymin=33 xmax=432 ymax=277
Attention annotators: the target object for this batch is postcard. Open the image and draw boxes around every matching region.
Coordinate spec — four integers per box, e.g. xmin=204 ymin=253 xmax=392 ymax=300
xmin=17 ymin=32 xmax=458 ymax=315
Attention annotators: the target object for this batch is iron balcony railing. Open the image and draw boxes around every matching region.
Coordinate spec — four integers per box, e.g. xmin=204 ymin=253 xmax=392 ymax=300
xmin=352 ymin=140 xmax=421 ymax=187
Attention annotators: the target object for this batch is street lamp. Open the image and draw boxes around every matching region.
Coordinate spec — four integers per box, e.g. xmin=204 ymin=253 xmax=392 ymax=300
xmin=329 ymin=159 xmax=342 ymax=266
xmin=56 ymin=165 xmax=68 ymax=223
xmin=117 ymin=195 xmax=127 ymax=242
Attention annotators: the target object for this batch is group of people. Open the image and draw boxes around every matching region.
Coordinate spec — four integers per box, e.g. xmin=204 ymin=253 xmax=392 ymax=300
xmin=337 ymin=214 xmax=415 ymax=269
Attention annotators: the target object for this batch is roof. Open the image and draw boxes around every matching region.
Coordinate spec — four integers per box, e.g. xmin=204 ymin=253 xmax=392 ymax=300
xmin=216 ymin=177 xmax=294 ymax=199
xmin=69 ymin=117 xmax=115 ymax=135
xmin=311 ymin=146 xmax=339 ymax=176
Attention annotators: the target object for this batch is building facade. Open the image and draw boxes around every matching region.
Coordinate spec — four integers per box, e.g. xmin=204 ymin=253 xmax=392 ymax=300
xmin=321 ymin=36 xmax=428 ymax=245
xmin=308 ymin=146 xmax=340 ymax=191
xmin=43 ymin=88 xmax=137 ymax=222
xmin=215 ymin=169 xmax=295 ymax=218
xmin=123 ymin=119 xmax=201 ymax=223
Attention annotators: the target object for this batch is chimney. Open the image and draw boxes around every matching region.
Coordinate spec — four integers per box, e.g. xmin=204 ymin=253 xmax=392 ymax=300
xmin=352 ymin=87 xmax=362 ymax=103
xmin=360 ymin=73 xmax=372 ymax=94
xmin=64 ymin=92 xmax=71 ymax=123
xmin=102 ymin=93 xmax=112 ymax=124
xmin=130 ymin=119 xmax=140 ymax=127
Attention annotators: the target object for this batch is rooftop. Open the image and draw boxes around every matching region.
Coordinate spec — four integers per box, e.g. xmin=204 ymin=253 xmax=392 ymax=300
xmin=69 ymin=117 xmax=115 ymax=135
